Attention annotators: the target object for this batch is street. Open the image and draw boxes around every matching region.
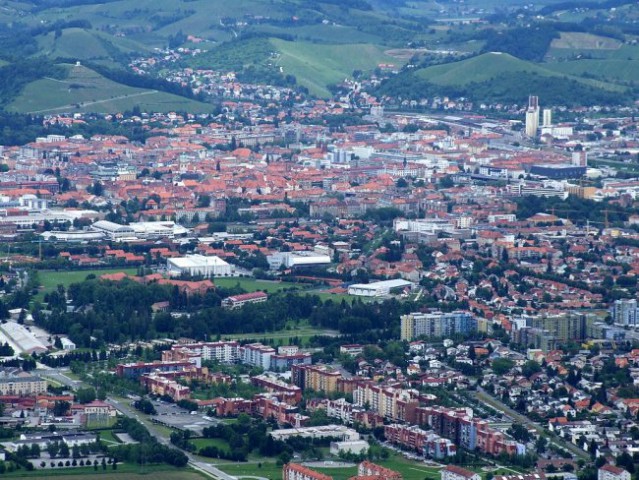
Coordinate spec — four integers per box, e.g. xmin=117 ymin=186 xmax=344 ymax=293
xmin=473 ymin=388 xmax=590 ymax=461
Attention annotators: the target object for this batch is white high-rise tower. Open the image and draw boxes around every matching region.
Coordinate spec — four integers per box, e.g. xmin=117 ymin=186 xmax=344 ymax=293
xmin=525 ymin=95 xmax=540 ymax=137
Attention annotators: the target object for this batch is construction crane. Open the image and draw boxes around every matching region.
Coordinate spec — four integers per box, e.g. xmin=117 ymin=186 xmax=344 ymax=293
xmin=549 ymin=207 xmax=613 ymax=230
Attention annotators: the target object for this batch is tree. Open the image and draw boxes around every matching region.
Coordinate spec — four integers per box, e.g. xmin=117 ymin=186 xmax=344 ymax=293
xmin=53 ymin=400 xmax=70 ymax=416
xmin=439 ymin=176 xmax=455 ymax=189
xmin=492 ymin=358 xmax=515 ymax=375
xmin=88 ymin=181 xmax=104 ymax=196
xmin=75 ymin=387 xmax=96 ymax=404
xmin=59 ymin=442 xmax=69 ymax=458
xmin=47 ymin=442 xmax=60 ymax=459
xmin=522 ymin=360 xmax=542 ymax=378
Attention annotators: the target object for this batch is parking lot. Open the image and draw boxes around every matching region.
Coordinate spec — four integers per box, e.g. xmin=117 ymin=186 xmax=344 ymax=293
xmin=151 ymin=402 xmax=219 ymax=435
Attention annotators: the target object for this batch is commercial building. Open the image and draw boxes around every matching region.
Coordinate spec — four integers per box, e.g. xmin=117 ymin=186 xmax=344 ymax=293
xmin=167 ymin=254 xmax=232 ymax=277
xmin=90 ymin=220 xmax=135 ymax=240
xmin=348 ymin=279 xmax=414 ymax=297
xmin=530 ymin=164 xmax=587 ymax=179
xmin=400 ymin=311 xmax=477 ymax=341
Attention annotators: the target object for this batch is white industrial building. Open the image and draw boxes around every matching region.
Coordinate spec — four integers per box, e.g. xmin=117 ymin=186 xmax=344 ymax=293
xmin=91 ymin=220 xmax=135 ymax=240
xmin=167 ymin=254 xmax=233 ymax=277
xmin=267 ymin=252 xmax=331 ymax=270
xmin=41 ymin=230 xmax=105 ymax=242
xmin=129 ymin=221 xmax=188 ymax=238
xmin=270 ymin=425 xmax=359 ymax=442
xmin=348 ymin=279 xmax=414 ymax=297
xmin=91 ymin=220 xmax=188 ymax=241
xmin=330 ymin=439 xmax=369 ymax=456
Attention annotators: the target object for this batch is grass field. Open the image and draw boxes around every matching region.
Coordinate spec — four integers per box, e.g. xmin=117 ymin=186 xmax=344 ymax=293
xmin=35 ymin=268 xmax=138 ymax=303
xmin=212 ymin=277 xmax=301 ymax=293
xmin=550 ymin=32 xmax=621 ymax=50
xmin=39 ymin=268 xmax=138 ymax=291
xmin=191 ymin=437 xmax=230 ymax=453
xmin=216 ymin=454 xmax=444 ymax=480
xmin=3 ymin=464 xmax=204 ymax=479
xmin=7 ymin=64 xmax=213 ymax=114
xmin=221 ymin=320 xmax=338 ymax=345
xmin=216 ymin=461 xmax=281 ymax=479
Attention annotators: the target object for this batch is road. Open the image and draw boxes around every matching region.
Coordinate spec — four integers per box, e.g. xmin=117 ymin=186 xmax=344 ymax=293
xmin=35 ymin=368 xmax=234 ymax=479
xmin=473 ymin=388 xmax=590 ymax=461
xmin=28 ymin=90 xmax=159 ymax=115
xmin=108 ymin=397 xmax=236 ymax=480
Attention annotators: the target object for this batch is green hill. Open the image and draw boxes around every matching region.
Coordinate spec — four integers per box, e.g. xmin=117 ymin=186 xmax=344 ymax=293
xmin=7 ymin=63 xmax=213 ymax=114
xmin=375 ymin=52 xmax=629 ymax=106
xmin=271 ymin=39 xmax=400 ymax=97
xmin=415 ymin=52 xmax=622 ymax=92
xmin=37 ymin=28 xmax=151 ymax=64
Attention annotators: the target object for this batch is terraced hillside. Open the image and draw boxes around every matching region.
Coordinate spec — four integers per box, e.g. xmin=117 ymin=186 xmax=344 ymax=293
xmin=7 ymin=64 xmax=212 ymax=114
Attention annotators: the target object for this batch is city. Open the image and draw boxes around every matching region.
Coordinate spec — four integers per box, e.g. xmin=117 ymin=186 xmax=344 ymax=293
xmin=1 ymin=1 xmax=639 ymax=480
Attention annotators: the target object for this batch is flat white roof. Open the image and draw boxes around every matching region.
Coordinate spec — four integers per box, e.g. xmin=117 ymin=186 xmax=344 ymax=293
xmin=349 ymin=279 xmax=413 ymax=290
xmin=168 ymin=255 xmax=229 ymax=268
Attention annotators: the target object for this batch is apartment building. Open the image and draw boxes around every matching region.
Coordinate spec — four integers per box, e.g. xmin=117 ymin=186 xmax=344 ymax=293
xmin=291 ymin=364 xmax=342 ymax=394
xmin=116 ymin=360 xmax=194 ymax=378
xmin=251 ymin=374 xmax=302 ymax=404
xmin=384 ymin=424 xmax=456 ymax=459
xmin=162 ymin=341 xmax=240 ymax=365
xmin=353 ymin=383 xmax=419 ymax=423
xmin=441 ymin=465 xmax=481 ymax=480
xmin=358 ymin=461 xmax=402 ymax=480
xmin=283 ymin=463 xmax=332 ymax=480
xmin=598 ymin=465 xmax=631 ymax=480
xmin=221 ymin=291 xmax=268 ymax=309
xmin=241 ymin=343 xmax=276 ymax=370
xmin=0 ymin=375 xmax=47 ymax=396
xmin=400 ymin=311 xmax=477 ymax=341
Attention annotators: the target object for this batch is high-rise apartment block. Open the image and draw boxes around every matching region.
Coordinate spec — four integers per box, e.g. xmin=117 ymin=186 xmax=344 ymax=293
xmin=400 ymin=311 xmax=477 ymax=341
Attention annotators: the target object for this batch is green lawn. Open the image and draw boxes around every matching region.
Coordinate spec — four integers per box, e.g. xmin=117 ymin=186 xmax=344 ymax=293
xmin=215 ymin=455 xmax=443 ymax=480
xmin=191 ymin=437 xmax=230 ymax=453
xmin=216 ymin=461 xmax=281 ymax=479
xmin=212 ymin=277 xmax=301 ymax=293
xmin=35 ymin=268 xmax=138 ymax=303
xmin=221 ymin=321 xmax=338 ymax=345
xmin=3 ymin=464 xmax=204 ymax=479
xmin=96 ymin=429 xmax=121 ymax=444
